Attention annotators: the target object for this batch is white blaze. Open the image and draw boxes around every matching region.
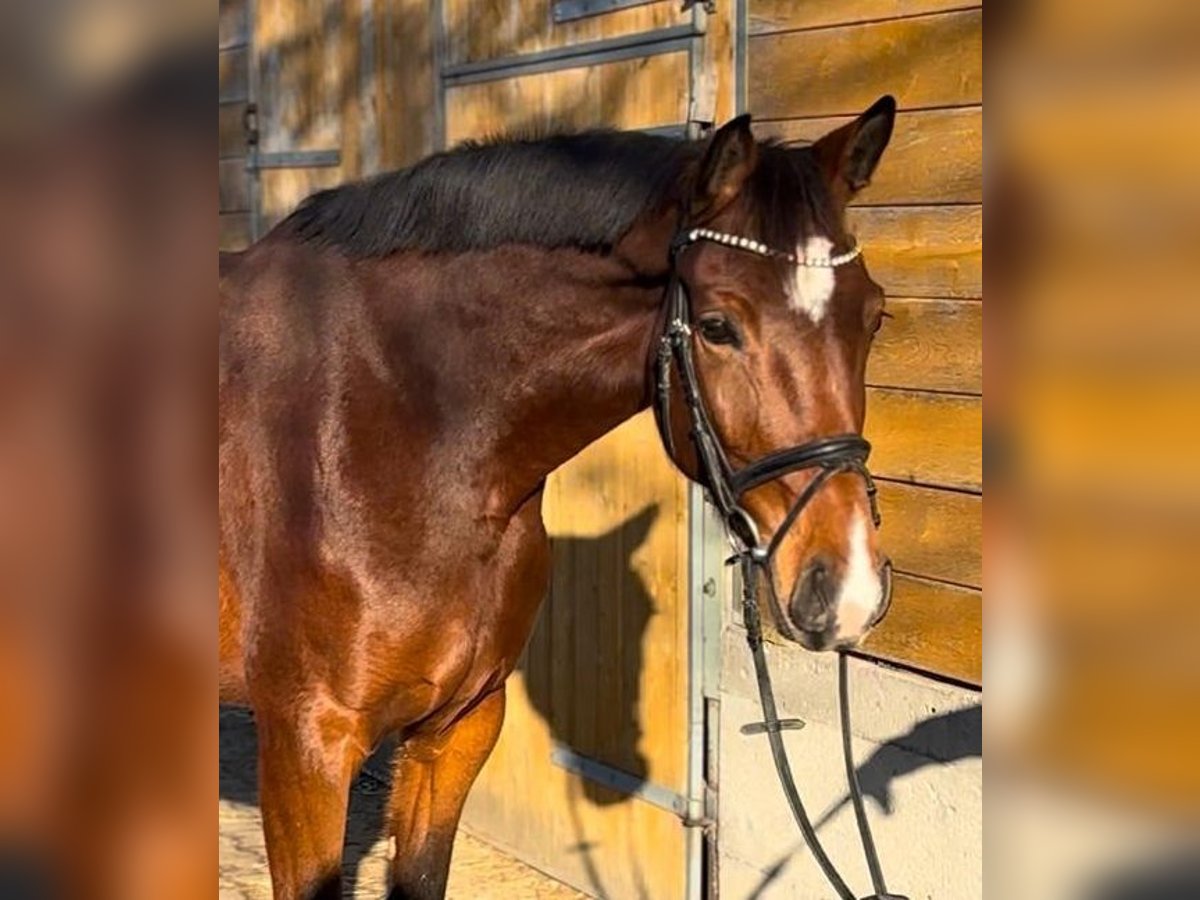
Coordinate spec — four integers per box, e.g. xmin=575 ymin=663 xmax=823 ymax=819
xmin=788 ymin=236 xmax=836 ymax=321
xmin=834 ymin=513 xmax=883 ymax=642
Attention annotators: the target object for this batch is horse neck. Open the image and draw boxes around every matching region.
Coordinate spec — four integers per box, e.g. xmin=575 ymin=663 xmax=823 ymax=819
xmin=463 ymin=245 xmax=667 ymax=512
xmin=355 ymin=216 xmax=673 ymax=520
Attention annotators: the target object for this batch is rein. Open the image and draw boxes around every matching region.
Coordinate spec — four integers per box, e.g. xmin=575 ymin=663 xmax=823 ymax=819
xmin=653 ymin=227 xmax=906 ymax=900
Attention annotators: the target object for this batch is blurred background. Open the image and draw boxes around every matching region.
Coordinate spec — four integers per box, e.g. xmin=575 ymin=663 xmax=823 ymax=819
xmin=988 ymin=0 xmax=1200 ymax=895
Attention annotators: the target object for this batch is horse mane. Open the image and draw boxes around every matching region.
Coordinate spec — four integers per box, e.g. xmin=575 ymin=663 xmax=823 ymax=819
xmin=277 ymin=128 xmax=838 ymax=258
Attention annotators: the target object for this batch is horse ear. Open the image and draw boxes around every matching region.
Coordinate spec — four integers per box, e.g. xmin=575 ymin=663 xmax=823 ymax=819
xmin=692 ymin=114 xmax=758 ymax=217
xmin=622 ymin=504 xmax=659 ymax=549
xmin=810 ymin=95 xmax=896 ymax=203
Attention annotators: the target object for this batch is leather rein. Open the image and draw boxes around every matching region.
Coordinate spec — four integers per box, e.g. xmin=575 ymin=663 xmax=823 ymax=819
xmin=652 ymin=227 xmax=907 ymax=900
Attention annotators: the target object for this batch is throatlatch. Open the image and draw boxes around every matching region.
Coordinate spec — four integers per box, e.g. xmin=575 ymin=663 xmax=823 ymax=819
xmin=653 ymin=226 xmax=907 ymax=900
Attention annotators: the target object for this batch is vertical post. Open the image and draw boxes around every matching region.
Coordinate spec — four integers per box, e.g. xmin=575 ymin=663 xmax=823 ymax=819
xmin=686 ymin=483 xmax=706 ymax=900
xmin=734 ymin=0 xmax=748 ymax=117
xmin=246 ymin=0 xmax=261 ymax=241
xmin=431 ymin=0 xmax=447 ymax=150
xmin=687 ymin=483 xmax=729 ymax=898
xmin=687 ymin=0 xmax=714 ymax=140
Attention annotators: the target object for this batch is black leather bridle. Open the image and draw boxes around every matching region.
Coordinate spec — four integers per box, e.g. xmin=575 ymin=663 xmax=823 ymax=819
xmin=653 ymin=226 xmax=906 ymax=900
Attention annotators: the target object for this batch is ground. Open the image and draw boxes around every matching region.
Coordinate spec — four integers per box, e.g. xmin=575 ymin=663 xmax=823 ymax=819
xmin=220 ymin=707 xmax=584 ymax=899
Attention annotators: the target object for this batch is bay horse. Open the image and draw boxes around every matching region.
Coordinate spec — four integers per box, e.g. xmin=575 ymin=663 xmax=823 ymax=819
xmin=219 ymin=98 xmax=897 ymax=900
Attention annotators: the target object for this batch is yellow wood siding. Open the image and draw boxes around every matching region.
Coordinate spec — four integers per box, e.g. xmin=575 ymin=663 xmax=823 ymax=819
xmin=748 ymin=2 xmax=984 ymax=683
xmin=445 ymin=52 xmax=690 ymax=146
xmin=748 ymin=9 xmax=983 ymax=118
xmin=442 ymin=0 xmax=689 ymax=65
xmin=755 ymin=107 xmax=984 ymax=206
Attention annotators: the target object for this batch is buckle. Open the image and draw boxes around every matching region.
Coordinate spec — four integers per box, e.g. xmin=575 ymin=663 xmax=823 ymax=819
xmin=668 ymin=318 xmax=692 ymax=340
xmin=726 ymin=506 xmax=761 ymax=550
xmin=740 ymin=718 xmax=806 ymax=736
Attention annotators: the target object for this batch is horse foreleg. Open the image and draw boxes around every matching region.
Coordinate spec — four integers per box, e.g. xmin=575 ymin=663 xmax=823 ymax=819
xmin=255 ymin=697 xmax=367 ymax=900
xmin=387 ymin=687 xmax=506 ymax=900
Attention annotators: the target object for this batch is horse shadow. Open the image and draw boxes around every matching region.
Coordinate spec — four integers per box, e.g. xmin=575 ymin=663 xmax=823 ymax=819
xmin=749 ymin=703 xmax=983 ymax=898
xmin=511 ymin=503 xmax=660 ymax=898
xmin=519 ymin=503 xmax=658 ymax=803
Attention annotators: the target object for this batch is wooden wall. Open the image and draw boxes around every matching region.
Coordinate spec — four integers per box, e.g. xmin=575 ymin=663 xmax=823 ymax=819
xmin=442 ymin=0 xmax=691 ymax=64
xmin=217 ymin=0 xmax=437 ymax=250
xmin=748 ymin=1 xmax=983 ymax=685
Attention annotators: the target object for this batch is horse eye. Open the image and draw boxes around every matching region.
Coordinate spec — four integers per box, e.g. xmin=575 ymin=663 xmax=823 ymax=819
xmin=697 ymin=315 xmax=741 ymax=347
xmin=871 ymin=308 xmax=893 ymax=336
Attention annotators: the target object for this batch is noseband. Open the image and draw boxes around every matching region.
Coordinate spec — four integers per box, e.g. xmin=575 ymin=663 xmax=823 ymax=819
xmin=652 ymin=226 xmax=906 ymax=900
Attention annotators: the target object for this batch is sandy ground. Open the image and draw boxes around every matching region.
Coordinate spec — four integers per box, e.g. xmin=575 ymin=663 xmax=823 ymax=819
xmin=220 ymin=707 xmax=585 ymax=900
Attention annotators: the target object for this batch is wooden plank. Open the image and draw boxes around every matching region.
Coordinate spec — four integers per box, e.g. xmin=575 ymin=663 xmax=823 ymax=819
xmin=877 ymin=481 xmax=981 ymax=587
xmin=748 ymin=9 xmax=982 ymax=118
xmin=444 ymin=51 xmax=689 ymax=145
xmin=851 ymin=205 xmax=982 ymax=298
xmin=748 ymin=0 xmax=977 ymax=35
xmin=219 ymin=160 xmax=250 ymax=213
xmin=219 ymin=213 xmax=251 ymax=251
xmin=442 ymin=0 xmax=689 ymax=66
xmin=254 ymin=0 xmax=344 ymax=154
xmin=219 ymin=103 xmax=247 ymax=158
xmin=868 ymin=298 xmax=982 ymax=393
xmin=379 ymin=0 xmax=437 ymax=169
xmin=259 ymin=166 xmax=344 ymax=231
xmin=219 ymin=0 xmax=249 ymax=48
xmin=754 ymin=107 xmax=983 ymax=205
xmin=219 ymin=47 xmax=248 ymax=103
xmin=865 ymin=388 xmax=981 ymax=490
xmin=862 ymin=574 xmax=981 ymax=685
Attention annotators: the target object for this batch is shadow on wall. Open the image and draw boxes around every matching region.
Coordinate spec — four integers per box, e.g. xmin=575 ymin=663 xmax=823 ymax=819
xmin=514 ymin=504 xmax=660 ymax=900
xmin=750 ymin=704 xmax=983 ymax=899
xmin=815 ymin=702 xmax=983 ymax=825
xmin=518 ymin=503 xmax=658 ymax=806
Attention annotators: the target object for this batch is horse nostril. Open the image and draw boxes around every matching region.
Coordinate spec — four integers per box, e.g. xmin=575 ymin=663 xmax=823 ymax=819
xmin=789 ymin=557 xmax=834 ymax=632
xmin=810 ymin=562 xmax=830 ymax=604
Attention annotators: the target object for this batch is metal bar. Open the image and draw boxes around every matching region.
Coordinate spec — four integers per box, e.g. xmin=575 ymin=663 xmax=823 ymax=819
xmin=735 ymin=0 xmax=748 ymax=116
xmin=641 ymin=123 xmax=690 ymax=139
xmin=246 ymin=0 xmax=261 ymax=241
xmin=442 ymin=23 xmax=701 ymax=86
xmin=552 ymin=0 xmax=657 ymax=24
xmin=687 ymin=0 xmax=715 ymax=135
xmin=704 ymin=697 xmax=722 ymax=899
xmin=432 ymin=0 xmax=446 ymax=151
xmin=696 ymin=496 xmax=728 ymax=700
xmin=359 ymin=0 xmax=379 ymax=175
xmin=255 ymin=150 xmax=342 ymax=169
xmin=686 ymin=484 xmax=710 ymax=898
xmin=549 ymin=745 xmax=691 ymax=819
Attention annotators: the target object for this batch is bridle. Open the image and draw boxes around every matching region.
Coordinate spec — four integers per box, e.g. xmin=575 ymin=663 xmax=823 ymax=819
xmin=652 ymin=225 xmax=888 ymax=638
xmin=652 ymin=226 xmax=907 ymax=900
